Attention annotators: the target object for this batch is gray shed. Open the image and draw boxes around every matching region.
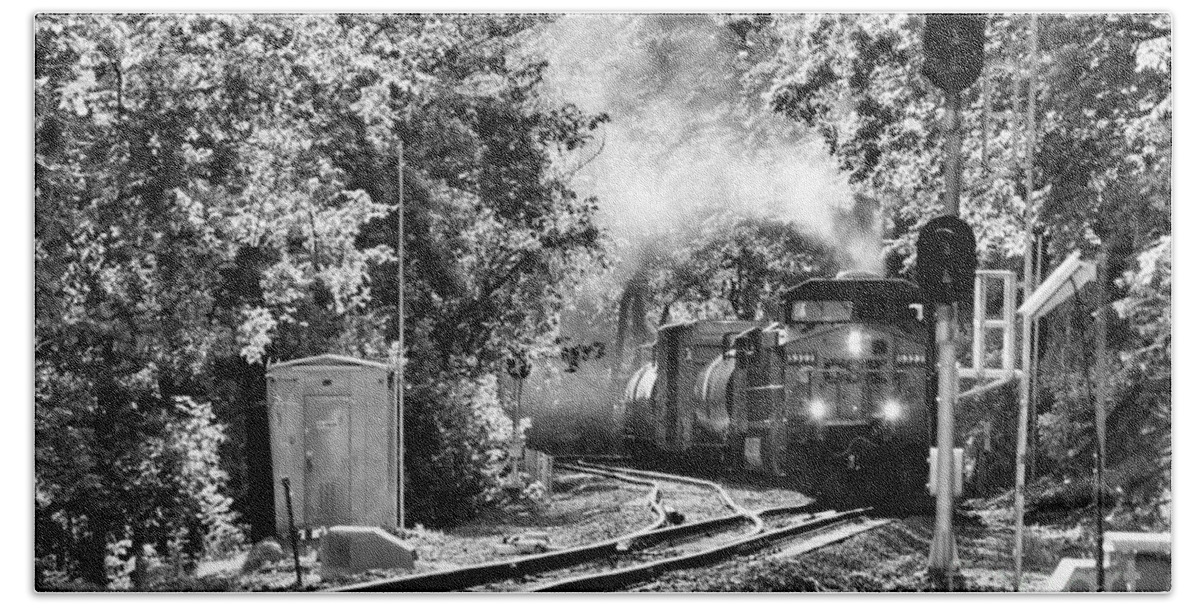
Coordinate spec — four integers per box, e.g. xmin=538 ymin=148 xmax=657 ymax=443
xmin=266 ymin=354 xmax=397 ymax=534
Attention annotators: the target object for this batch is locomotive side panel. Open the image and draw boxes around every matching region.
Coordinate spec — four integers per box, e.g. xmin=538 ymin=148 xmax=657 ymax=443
xmin=681 ymin=320 xmax=762 ymax=451
xmin=728 ymin=327 xmax=788 ymax=476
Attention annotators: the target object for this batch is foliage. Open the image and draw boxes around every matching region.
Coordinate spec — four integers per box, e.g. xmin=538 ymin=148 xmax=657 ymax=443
xmin=35 ymin=13 xmax=608 ymax=585
xmin=1034 ymin=236 xmax=1171 ymax=528
xmin=650 ymin=217 xmax=838 ymax=322
xmin=738 ymin=13 xmax=1170 ymax=264
xmin=404 ymin=376 xmax=512 ymax=527
xmin=34 ymin=370 xmax=244 ymax=589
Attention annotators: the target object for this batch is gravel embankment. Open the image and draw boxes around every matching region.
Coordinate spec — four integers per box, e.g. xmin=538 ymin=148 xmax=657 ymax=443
xmin=634 ymin=515 xmax=1057 ymax=592
xmin=723 ymin=482 xmax=814 ymax=512
xmin=210 ymin=469 xmax=836 ymax=592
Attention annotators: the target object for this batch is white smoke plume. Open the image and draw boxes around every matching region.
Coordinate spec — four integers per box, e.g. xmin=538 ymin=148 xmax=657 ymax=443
xmin=530 ymin=14 xmax=884 ymax=274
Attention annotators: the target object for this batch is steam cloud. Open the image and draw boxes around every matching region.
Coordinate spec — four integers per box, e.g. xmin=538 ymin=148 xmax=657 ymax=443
xmin=533 ymin=14 xmax=884 ymax=275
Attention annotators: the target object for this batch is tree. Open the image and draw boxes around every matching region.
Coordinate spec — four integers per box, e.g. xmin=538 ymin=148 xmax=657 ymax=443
xmin=35 ymin=13 xmax=610 ymax=584
xmin=651 ymin=217 xmax=837 ymax=323
xmin=36 ymin=15 xmax=253 ymax=586
xmin=739 ymin=13 xmax=1168 ymax=263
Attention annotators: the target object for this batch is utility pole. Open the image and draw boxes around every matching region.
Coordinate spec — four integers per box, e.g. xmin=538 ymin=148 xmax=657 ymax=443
xmin=397 ymin=140 xmax=406 ymax=531
xmin=1013 ymin=13 xmax=1038 ymax=591
xmin=1093 ymin=244 xmax=1110 ymax=591
xmin=920 ymin=14 xmax=986 ymax=590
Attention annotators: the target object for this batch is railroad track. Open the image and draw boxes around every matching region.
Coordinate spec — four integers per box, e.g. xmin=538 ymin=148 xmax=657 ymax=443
xmin=332 ymin=462 xmax=669 ymax=592
xmin=523 ymin=505 xmax=870 ymax=592
xmin=332 ymin=462 xmax=877 ymax=593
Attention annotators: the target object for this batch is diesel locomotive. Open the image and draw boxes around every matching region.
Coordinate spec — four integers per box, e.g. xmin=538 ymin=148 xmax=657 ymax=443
xmin=620 ymin=272 xmax=934 ymax=504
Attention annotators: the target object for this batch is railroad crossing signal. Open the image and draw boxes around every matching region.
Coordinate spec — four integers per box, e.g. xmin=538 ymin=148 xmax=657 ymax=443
xmin=916 ymin=215 xmax=977 ymax=305
xmin=504 ymin=352 xmax=531 ymax=490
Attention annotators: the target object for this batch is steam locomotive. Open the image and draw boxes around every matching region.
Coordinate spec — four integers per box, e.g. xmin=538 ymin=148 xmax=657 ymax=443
xmin=619 ymin=272 xmax=933 ymax=505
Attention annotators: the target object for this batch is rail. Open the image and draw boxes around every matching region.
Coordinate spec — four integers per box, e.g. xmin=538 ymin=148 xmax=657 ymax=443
xmin=526 ymin=508 xmax=869 ymax=592
xmin=333 ymin=463 xmax=666 ymax=592
xmin=333 ymin=462 xmax=873 ymax=593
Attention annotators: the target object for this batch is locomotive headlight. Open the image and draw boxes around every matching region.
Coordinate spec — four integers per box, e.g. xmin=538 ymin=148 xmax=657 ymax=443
xmin=846 ymin=329 xmax=865 ymax=357
xmin=809 ymin=399 xmax=828 ymax=420
xmin=881 ymin=399 xmax=903 ymax=422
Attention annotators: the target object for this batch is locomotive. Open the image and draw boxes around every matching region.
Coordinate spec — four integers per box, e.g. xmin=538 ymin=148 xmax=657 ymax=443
xmin=620 ymin=272 xmax=934 ymax=505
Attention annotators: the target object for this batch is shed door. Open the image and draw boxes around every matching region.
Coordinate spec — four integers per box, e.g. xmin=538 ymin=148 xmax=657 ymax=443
xmin=304 ymin=395 xmax=351 ymax=526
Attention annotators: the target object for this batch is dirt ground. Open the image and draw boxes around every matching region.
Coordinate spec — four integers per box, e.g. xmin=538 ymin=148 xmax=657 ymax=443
xmin=201 ymin=471 xmax=657 ymax=591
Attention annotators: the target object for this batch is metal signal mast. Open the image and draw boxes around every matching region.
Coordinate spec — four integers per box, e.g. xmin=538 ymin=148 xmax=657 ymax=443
xmin=919 ymin=13 xmax=987 ymax=590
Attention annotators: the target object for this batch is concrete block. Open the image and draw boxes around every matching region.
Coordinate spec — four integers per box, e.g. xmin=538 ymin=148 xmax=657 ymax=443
xmin=318 ymin=526 xmax=416 ymax=577
xmin=1106 ymin=531 xmax=1171 ymax=592
xmin=1047 ymin=547 xmax=1171 ymax=592
xmin=1046 ymin=558 xmax=1096 ymax=592
xmin=495 ymin=532 xmax=551 ymax=555
xmin=240 ymin=538 xmax=286 ymax=574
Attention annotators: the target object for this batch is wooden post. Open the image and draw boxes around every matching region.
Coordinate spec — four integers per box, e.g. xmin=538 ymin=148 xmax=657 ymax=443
xmin=1013 ymin=13 xmax=1038 ymax=591
xmin=397 ymin=141 xmax=406 ymax=531
xmin=281 ymin=477 xmax=304 ymax=590
xmin=1029 ymin=231 xmax=1044 ymax=481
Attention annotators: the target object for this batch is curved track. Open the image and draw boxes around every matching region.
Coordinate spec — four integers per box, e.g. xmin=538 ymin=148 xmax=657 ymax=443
xmin=332 ymin=463 xmax=668 ymax=592
xmin=524 ymin=506 xmax=869 ymax=592
xmin=332 ymin=461 xmax=874 ymax=593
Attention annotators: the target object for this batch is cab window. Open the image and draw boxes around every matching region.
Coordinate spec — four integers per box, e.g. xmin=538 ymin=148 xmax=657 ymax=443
xmin=790 ymin=300 xmax=852 ymax=323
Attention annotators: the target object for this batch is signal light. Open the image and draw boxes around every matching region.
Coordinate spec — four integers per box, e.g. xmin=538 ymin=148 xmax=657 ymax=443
xmin=922 ymin=14 xmax=987 ymax=94
xmin=916 ymin=215 xmax=977 ymax=304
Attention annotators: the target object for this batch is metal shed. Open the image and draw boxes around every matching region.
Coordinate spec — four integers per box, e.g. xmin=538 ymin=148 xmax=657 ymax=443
xmin=266 ymin=354 xmax=397 ymax=535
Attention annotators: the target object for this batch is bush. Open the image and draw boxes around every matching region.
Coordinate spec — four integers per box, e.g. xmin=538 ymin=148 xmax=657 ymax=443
xmin=403 ymin=375 xmax=512 ymax=527
xmin=35 ymin=370 xmax=246 ymax=589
